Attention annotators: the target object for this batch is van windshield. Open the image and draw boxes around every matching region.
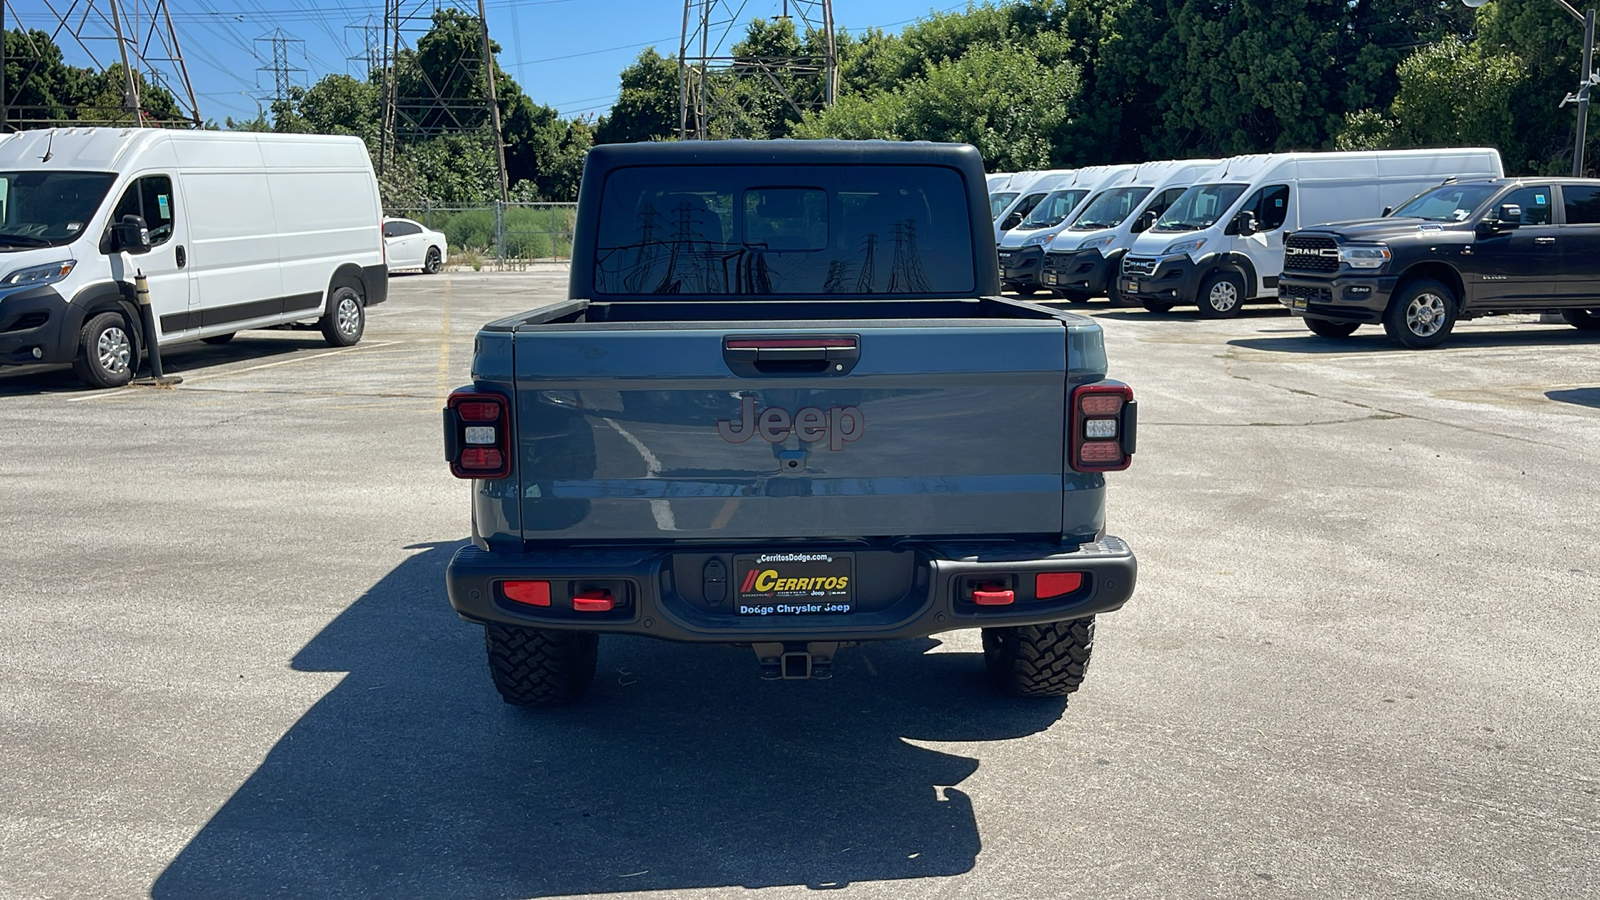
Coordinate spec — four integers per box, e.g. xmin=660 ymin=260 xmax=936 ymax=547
xmin=1388 ymin=183 xmax=1500 ymax=222
xmin=1020 ymin=189 xmax=1088 ymax=228
xmin=0 ymin=171 xmax=117 ymax=249
xmin=1154 ymin=183 xmax=1248 ymax=232
xmin=1069 ymin=187 xmax=1154 ymax=230
xmin=989 ymin=192 xmax=1019 ymax=218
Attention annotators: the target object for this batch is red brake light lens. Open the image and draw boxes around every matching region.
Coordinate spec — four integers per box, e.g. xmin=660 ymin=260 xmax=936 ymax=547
xmin=457 ymin=401 xmax=500 ymax=422
xmin=459 ymin=447 xmax=504 ymax=470
xmin=1079 ymin=394 xmax=1124 ymax=416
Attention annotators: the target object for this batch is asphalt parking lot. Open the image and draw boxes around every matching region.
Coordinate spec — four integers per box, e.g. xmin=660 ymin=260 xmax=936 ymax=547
xmin=3 ymin=271 xmax=1598 ymax=899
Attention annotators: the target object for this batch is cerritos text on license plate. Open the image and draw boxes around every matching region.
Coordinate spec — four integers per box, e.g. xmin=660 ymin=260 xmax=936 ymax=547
xmin=734 ymin=552 xmax=854 ymax=615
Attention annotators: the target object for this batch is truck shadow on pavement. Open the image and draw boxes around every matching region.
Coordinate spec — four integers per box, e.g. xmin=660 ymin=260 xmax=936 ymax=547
xmin=0 ymin=336 xmax=318 ymax=396
xmin=1547 ymin=388 xmax=1600 ymax=410
xmin=153 ymin=541 xmax=1065 ymax=899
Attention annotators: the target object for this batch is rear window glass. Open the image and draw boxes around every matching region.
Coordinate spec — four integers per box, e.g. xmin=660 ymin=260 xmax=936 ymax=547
xmin=1563 ymin=185 xmax=1600 ymax=225
xmin=593 ymin=165 xmax=974 ymax=295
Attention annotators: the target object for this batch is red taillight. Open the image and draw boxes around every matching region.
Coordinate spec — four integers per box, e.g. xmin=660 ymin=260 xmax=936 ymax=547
xmin=503 ymin=580 xmax=551 ymax=607
xmin=446 ymin=389 xmax=512 ymax=479
xmin=1070 ymin=381 xmax=1136 ymax=472
xmin=573 ymin=589 xmax=615 ymax=612
xmin=456 ymin=401 xmax=499 ymax=422
xmin=1036 ymin=572 xmax=1084 ymax=599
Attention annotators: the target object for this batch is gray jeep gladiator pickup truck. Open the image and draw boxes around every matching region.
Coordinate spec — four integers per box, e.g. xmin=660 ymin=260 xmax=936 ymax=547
xmin=444 ymin=140 xmax=1139 ymax=706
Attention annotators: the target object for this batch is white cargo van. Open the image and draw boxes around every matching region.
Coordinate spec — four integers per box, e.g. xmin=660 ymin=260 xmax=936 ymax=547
xmin=1039 ymin=158 xmax=1222 ymax=303
xmin=0 ymin=127 xmax=387 ymax=387
xmin=997 ymin=164 xmax=1138 ymax=294
xmin=1119 ymin=148 xmax=1503 ymax=316
xmin=993 ymin=169 xmax=1076 ymax=244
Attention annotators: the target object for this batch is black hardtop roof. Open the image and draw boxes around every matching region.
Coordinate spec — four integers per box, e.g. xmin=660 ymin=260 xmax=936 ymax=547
xmin=585 ymin=139 xmax=985 ymax=172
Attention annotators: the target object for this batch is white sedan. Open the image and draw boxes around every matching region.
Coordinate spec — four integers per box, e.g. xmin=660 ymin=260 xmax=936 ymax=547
xmin=383 ymin=217 xmax=448 ymax=274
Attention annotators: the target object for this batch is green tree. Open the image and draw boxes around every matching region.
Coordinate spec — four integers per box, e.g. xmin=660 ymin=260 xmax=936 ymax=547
xmin=595 ymin=48 xmax=680 ymax=143
xmin=1336 ymin=36 xmax=1529 ymax=162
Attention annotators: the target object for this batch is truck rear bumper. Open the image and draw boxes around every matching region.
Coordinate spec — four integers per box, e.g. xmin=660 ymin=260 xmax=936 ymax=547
xmin=446 ymin=537 xmax=1137 ymax=642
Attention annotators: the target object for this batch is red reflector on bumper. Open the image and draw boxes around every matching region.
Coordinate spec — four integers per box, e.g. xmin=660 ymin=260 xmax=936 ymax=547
xmin=1036 ymin=572 xmax=1084 ymax=599
xmin=573 ymin=589 xmax=615 ymax=612
xmin=503 ymin=580 xmax=550 ymax=607
xmin=973 ymin=589 xmax=1015 ymax=606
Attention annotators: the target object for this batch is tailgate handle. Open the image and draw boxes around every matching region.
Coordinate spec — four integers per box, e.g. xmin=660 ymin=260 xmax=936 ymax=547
xmin=723 ymin=335 xmax=860 ymax=377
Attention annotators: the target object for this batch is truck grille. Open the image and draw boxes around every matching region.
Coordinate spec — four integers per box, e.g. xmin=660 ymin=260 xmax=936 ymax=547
xmin=1121 ymin=256 xmax=1157 ymax=278
xmin=1283 ymin=234 xmax=1340 ymax=273
xmin=1280 ymin=282 xmax=1332 ymax=304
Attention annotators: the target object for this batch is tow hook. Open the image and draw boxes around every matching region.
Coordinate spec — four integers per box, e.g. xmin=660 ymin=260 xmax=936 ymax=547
xmin=752 ymin=642 xmax=839 ymax=680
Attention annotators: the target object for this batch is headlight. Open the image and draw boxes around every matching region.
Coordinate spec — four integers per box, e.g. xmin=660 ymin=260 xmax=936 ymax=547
xmin=0 ymin=260 xmax=76 ymax=287
xmin=1075 ymin=235 xmax=1117 ymax=253
xmin=1339 ymin=243 xmax=1391 ymax=269
xmin=1161 ymin=239 xmax=1206 ymax=257
xmin=1022 ymin=232 xmax=1055 ymax=248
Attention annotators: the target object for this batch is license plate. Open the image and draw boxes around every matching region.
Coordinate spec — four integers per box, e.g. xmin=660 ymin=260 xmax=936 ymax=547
xmin=1044 ymin=274 xmax=1057 ymax=285
xmin=1125 ymin=280 xmax=1140 ymax=293
xmin=734 ymin=552 xmax=855 ymax=615
xmin=1291 ymin=297 xmax=1308 ymax=312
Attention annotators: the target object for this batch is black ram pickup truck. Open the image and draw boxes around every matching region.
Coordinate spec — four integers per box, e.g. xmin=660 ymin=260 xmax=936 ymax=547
xmin=443 ymin=140 xmax=1140 ymax=707
xmin=1281 ymin=178 xmax=1600 ymax=348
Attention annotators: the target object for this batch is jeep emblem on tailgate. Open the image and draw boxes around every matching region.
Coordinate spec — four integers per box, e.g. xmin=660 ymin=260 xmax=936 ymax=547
xmin=718 ymin=396 xmax=865 ymax=450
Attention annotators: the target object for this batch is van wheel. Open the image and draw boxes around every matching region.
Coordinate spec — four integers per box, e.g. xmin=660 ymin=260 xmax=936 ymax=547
xmin=72 ymin=311 xmax=136 ymax=389
xmin=319 ymin=283 xmax=365 ymax=347
xmin=1304 ymin=318 xmax=1359 ymax=338
xmin=1139 ymin=300 xmax=1174 ymax=313
xmin=485 ymin=624 xmax=599 ymax=707
xmin=1561 ymin=308 xmax=1600 ymax=331
xmin=1383 ymin=279 xmax=1456 ymax=349
xmin=201 ymin=332 xmax=236 ymax=345
xmin=982 ymin=617 xmax=1095 ymax=698
xmin=1198 ymin=271 xmax=1245 ymax=318
xmin=424 ymin=247 xmax=443 ymax=274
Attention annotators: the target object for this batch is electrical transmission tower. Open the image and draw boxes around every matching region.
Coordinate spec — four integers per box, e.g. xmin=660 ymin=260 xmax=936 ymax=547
xmin=678 ymin=0 xmax=837 ymax=140
xmin=345 ymin=15 xmax=382 ymax=79
xmin=376 ymin=0 xmax=507 ymax=201
xmin=256 ymin=29 xmax=306 ymax=107
xmin=3 ymin=0 xmax=201 ymax=129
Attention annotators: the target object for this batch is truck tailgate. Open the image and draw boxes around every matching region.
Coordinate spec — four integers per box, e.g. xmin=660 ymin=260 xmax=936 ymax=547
xmin=511 ymin=320 xmax=1067 ymax=541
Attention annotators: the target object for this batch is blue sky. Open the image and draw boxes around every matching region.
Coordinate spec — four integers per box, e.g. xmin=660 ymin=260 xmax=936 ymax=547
xmin=20 ymin=0 xmax=971 ymax=124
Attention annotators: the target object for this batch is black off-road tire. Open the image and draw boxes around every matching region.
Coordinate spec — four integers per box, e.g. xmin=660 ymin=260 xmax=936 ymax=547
xmin=1304 ymin=318 xmax=1359 ymax=339
xmin=1383 ymin=278 xmax=1457 ymax=349
xmin=1561 ymin=308 xmax=1600 ymax=331
xmin=201 ymin=332 xmax=236 ymax=345
xmin=1197 ymin=270 xmax=1246 ymax=318
xmin=1139 ymin=300 xmax=1174 ymax=314
xmin=424 ymin=246 xmax=443 ymax=274
xmin=982 ymin=617 xmax=1095 ymax=698
xmin=72 ymin=310 xmax=137 ymax=389
xmin=484 ymin=624 xmax=599 ymax=707
xmin=319 ymin=282 xmax=366 ymax=347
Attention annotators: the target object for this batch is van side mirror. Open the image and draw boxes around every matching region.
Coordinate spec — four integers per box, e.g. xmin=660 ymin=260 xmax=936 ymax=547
xmin=1134 ymin=209 xmax=1158 ymax=233
xmin=1229 ymin=210 xmax=1259 ymax=237
xmin=1002 ymin=212 xmax=1023 ymax=230
xmin=112 ymin=215 xmax=152 ymax=254
xmin=1381 ymin=206 xmax=1393 ymax=217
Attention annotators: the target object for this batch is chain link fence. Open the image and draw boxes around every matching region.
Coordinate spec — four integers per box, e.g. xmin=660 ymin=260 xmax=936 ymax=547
xmin=384 ymin=202 xmax=577 ymax=268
